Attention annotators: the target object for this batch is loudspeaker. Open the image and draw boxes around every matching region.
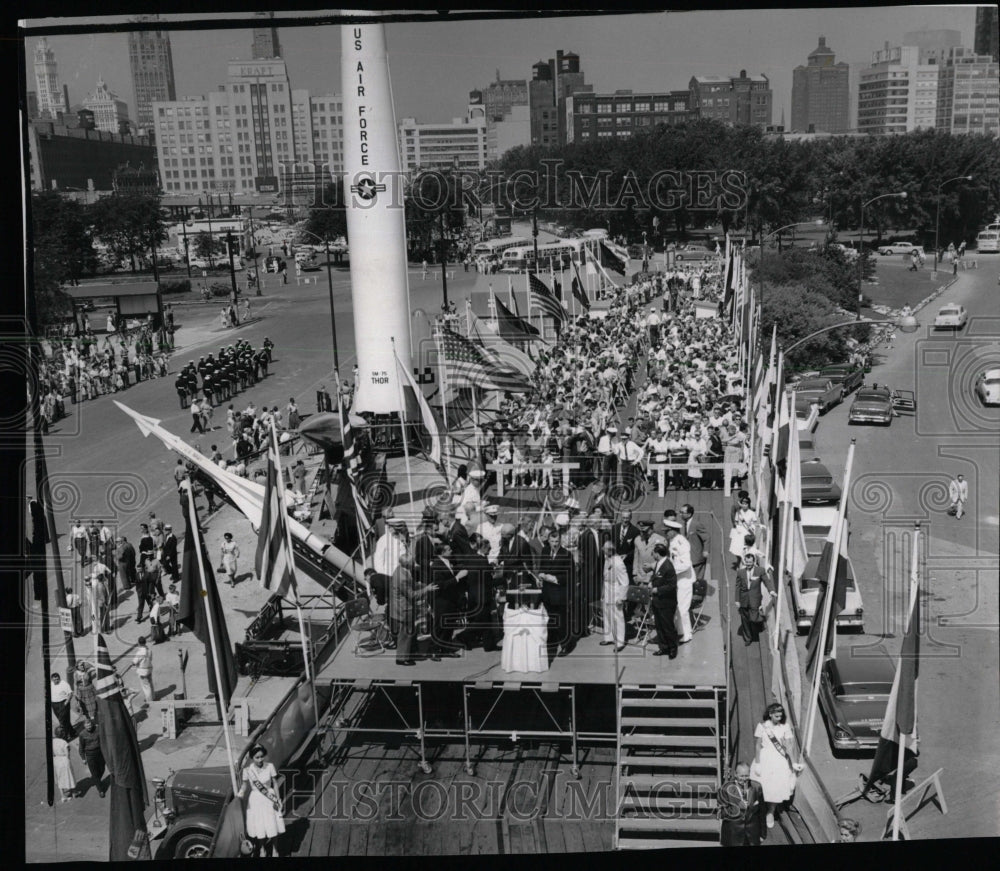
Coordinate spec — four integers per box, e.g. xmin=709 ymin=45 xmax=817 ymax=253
xmin=235 ymin=640 xmax=305 ymax=678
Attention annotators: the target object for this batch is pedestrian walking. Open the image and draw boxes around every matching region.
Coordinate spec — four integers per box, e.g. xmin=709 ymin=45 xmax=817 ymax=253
xmin=132 ymin=636 xmax=154 ymax=706
xmin=190 ymin=398 xmax=205 ymax=434
xmin=77 ymin=720 xmax=107 ymax=797
xmin=116 ymin=535 xmax=137 ymax=592
xmin=220 ymin=532 xmax=240 ymax=587
xmin=68 ymin=519 xmax=88 ymax=569
xmin=72 ymin=660 xmax=99 ymax=723
xmin=134 ymin=557 xmax=155 ymax=623
xmin=948 ymin=473 xmax=969 ymax=519
xmin=286 ymin=398 xmax=300 ymax=430
xmin=65 ymin=590 xmax=85 ymax=636
xmin=84 ymin=577 xmax=110 ymax=634
xmin=52 ymin=727 xmax=78 ymax=802
xmin=719 ymin=763 xmax=765 ymax=846
xmin=161 ymin=524 xmax=179 ymax=581
xmin=735 ymin=554 xmax=774 ymax=646
xmin=753 ymin=704 xmax=803 ymax=829
xmin=50 ymin=673 xmax=75 ymax=737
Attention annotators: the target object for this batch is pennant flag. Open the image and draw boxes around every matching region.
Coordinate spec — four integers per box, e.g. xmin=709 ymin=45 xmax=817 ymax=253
xmin=438 ymin=326 xmax=534 ymax=393
xmin=494 ymin=293 xmax=540 ymax=340
xmin=528 ymin=272 xmax=566 ymax=328
xmin=721 ymin=234 xmax=734 ymax=317
xmin=395 ymin=347 xmax=443 ymax=467
xmin=570 ymin=260 xmax=591 ymax=310
xmin=95 ymin=634 xmax=151 ymax=861
xmin=771 ymin=387 xmax=792 ymax=480
xmin=507 ymin=276 xmax=518 ymax=317
xmin=177 ymin=497 xmax=239 ymax=716
xmin=599 ymin=240 xmax=628 ymax=275
xmin=804 ymin=521 xmax=849 ymax=677
xmin=254 ymin=442 xmax=296 ymax=600
xmin=470 ymin=312 xmax=537 ymax=379
xmin=866 ymin=582 xmax=920 ymax=793
xmin=780 ymin=402 xmax=809 ymax=580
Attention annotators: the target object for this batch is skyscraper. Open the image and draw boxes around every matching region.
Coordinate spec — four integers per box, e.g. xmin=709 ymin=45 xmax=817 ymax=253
xmin=33 ymin=38 xmax=68 ymax=120
xmin=128 ymin=16 xmax=177 ymax=136
xmin=975 ymin=6 xmax=999 ymax=63
xmin=252 ymin=11 xmax=282 ymax=59
xmin=791 ymin=36 xmax=850 ymax=133
xmin=83 ymin=77 xmax=131 ymax=134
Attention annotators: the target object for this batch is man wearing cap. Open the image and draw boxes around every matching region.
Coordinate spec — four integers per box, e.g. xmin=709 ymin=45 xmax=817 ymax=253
xmin=664 ymin=520 xmax=695 ymax=644
xmin=649 ymin=542 xmax=679 ymax=657
xmin=476 ymin=504 xmax=504 ymax=564
xmin=460 ymin=470 xmax=487 ymax=521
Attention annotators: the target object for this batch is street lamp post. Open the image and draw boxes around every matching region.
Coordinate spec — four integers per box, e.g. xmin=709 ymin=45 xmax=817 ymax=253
xmin=439 ymin=210 xmax=449 ymax=310
xmin=247 ymin=205 xmax=262 ymax=296
xmin=181 ymin=222 xmax=192 ymax=279
xmin=858 ymin=192 xmax=907 ymax=320
xmin=934 ymin=175 xmax=973 ymax=274
xmin=225 ymin=231 xmax=239 ymax=317
xmin=784 ymin=313 xmax=919 ymax=355
xmin=299 ymin=227 xmax=341 ymax=374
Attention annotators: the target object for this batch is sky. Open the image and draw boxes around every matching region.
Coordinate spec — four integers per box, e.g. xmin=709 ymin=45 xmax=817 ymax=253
xmin=22 ymin=7 xmax=984 ymax=128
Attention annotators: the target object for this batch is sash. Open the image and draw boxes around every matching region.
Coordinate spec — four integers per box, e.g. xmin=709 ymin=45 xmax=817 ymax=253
xmin=763 ymin=723 xmax=793 ymax=768
xmin=246 ymin=763 xmax=281 ymax=811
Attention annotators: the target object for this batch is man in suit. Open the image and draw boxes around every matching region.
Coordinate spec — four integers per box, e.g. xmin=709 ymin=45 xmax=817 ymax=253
xmin=680 ymin=503 xmax=711 ymax=583
xmin=514 ymin=515 xmax=539 ymax=574
xmin=444 ymin=506 xmax=473 ymax=558
xmin=411 ymin=508 xmax=439 ymax=586
xmin=649 ymin=542 xmax=679 ymax=658
xmin=161 ymin=524 xmax=179 ymax=582
xmin=463 ymin=535 xmax=500 ymax=652
xmin=538 ymin=527 xmax=575 ymax=656
xmin=428 ymin=539 xmax=466 ymax=657
xmin=116 ymin=535 xmax=137 ymax=592
xmin=495 ymin=523 xmax=524 ymax=585
xmin=719 ymin=763 xmax=765 ymax=846
xmin=611 ymin=509 xmax=641 ymax=582
xmin=735 ymin=553 xmax=774 ymax=646
xmin=576 ymin=511 xmax=605 ymax=638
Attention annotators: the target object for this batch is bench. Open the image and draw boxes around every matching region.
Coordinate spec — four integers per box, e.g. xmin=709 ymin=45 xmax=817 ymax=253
xmin=160 ymin=697 xmax=251 ymax=740
xmin=485 ymin=461 xmax=581 ymax=497
xmin=646 ymin=461 xmax=736 ymax=498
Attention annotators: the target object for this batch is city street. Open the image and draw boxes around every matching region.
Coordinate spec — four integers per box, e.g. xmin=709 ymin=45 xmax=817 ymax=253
xmin=794 ymin=259 xmax=1000 ymax=838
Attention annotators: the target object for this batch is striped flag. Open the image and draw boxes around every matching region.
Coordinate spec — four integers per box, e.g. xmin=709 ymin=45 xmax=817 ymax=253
xmin=599 ymin=241 xmax=627 ymax=275
xmin=438 ymin=325 xmax=533 ymax=393
xmin=94 ymin=634 xmax=151 ymax=860
xmin=494 ymin=293 xmax=540 ymax=340
xmin=528 ymin=272 xmax=566 ymax=328
xmin=804 ymin=521 xmax=849 ymax=678
xmin=254 ymin=443 xmax=296 ymax=600
xmin=469 ymin=311 xmax=537 ymax=379
xmin=570 ymin=260 xmax=591 ymax=309
xmin=508 ymin=276 xmax=519 ymax=317
xmin=777 ymin=396 xmax=809 ymax=580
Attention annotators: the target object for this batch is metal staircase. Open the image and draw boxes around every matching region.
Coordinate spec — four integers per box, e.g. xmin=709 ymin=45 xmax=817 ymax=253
xmin=614 ymin=686 xmax=725 ymax=849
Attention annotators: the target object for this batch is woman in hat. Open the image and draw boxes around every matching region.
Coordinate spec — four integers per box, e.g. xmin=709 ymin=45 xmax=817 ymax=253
xmin=220 ymin=532 xmax=240 ymax=586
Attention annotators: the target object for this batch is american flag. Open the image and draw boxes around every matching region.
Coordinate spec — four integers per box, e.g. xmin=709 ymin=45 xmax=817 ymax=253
xmin=254 ymin=442 xmax=296 ymax=600
xmin=528 ymin=272 xmax=566 ymax=327
xmin=438 ymin=326 xmax=533 ymax=393
xmin=340 ymin=402 xmax=373 ymax=534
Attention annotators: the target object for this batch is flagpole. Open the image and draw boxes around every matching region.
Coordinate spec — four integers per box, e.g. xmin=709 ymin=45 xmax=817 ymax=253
xmin=891 ymin=522 xmax=921 ymax=840
xmin=186 ymin=485 xmax=240 ymax=795
xmin=390 ymin=337 xmax=415 ymax=503
xmin=269 ymin=421 xmax=318 ymax=720
xmin=773 ymin=387 xmax=794 ymax=651
xmin=465 ymin=300 xmax=481 ymax=455
xmin=435 ymin=325 xmax=453 ymax=480
xmin=490 ymin=283 xmax=498 ymax=327
xmin=802 ymin=438 xmax=856 ymax=760
xmin=507 ymin=275 xmax=514 ymax=310
xmin=333 ymin=378 xmax=369 ymax=570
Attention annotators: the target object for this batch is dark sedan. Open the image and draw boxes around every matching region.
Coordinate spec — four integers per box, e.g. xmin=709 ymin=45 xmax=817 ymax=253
xmin=820 ymin=364 xmax=865 ymax=395
xmin=849 ymin=386 xmax=894 ymax=426
xmin=793 ymin=378 xmax=844 ymax=416
xmin=819 ymin=655 xmax=895 ymax=752
xmin=800 ymin=460 xmax=842 ymax=503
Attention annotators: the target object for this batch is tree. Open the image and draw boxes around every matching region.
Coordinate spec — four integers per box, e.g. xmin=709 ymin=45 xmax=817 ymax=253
xmin=759 ymin=282 xmax=859 ymax=371
xmin=31 ymin=192 xmax=98 ymax=323
xmin=754 ymin=246 xmax=872 ymax=311
xmin=192 ymin=231 xmax=225 ymax=262
xmin=304 ymin=179 xmax=348 ymax=243
xmin=89 ymin=193 xmax=166 ymax=272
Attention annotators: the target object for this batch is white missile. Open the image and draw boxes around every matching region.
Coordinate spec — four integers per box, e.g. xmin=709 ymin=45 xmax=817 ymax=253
xmin=114 ymin=401 xmax=363 ymax=590
xmin=341 ymin=18 xmax=413 ymax=416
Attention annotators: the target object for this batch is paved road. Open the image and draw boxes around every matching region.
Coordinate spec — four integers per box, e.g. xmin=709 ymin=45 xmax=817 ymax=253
xmin=797 ymin=263 xmax=1000 ymax=839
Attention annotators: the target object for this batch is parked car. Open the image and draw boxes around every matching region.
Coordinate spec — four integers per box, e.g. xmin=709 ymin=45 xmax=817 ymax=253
xmin=818 ymin=655 xmax=895 ymax=752
xmin=975 ymin=369 xmax=1000 ymax=406
xmin=800 ymin=460 xmax=842 ymax=503
xmin=819 ymin=364 xmax=865 ymax=395
xmin=848 ymin=386 xmax=894 ymax=426
xmin=674 ymin=243 xmax=717 ymax=261
xmin=790 ymin=505 xmax=864 ymax=633
xmin=829 ymin=242 xmax=860 ymax=261
xmin=792 ymin=378 xmax=844 ymax=415
xmin=877 ymin=242 xmax=923 ymax=256
xmin=932 ymin=304 xmax=968 ymax=330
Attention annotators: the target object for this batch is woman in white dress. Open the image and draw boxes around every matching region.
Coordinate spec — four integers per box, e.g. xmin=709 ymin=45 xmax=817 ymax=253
xmin=729 ymin=496 xmax=758 ymax=568
xmin=220 ymin=532 xmax=240 ymax=586
xmin=239 ymin=745 xmax=285 ymax=858
xmin=52 ymin=726 xmax=78 ymax=801
xmin=753 ymin=704 xmax=803 ymax=829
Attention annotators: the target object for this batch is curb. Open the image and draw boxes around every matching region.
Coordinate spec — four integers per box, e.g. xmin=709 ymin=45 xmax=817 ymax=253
xmin=911 ymin=275 xmax=960 ymax=314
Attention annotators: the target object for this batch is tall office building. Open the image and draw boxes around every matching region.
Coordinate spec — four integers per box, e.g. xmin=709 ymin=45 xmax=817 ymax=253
xmin=791 ymin=36 xmax=850 ymax=133
xmin=471 ymin=72 xmax=529 ymax=162
xmin=33 ymin=38 xmax=68 ymax=120
xmin=83 ymin=77 xmax=131 ymax=134
xmin=571 ymin=90 xmax=690 ymax=141
xmin=975 ymin=6 xmax=999 ymax=63
xmin=252 ymin=11 xmax=282 ymax=59
xmin=528 ymin=51 xmax=591 ymax=147
xmin=128 ymin=16 xmax=177 ymax=137
xmin=398 ymin=111 xmax=488 ymax=174
xmin=689 ymin=71 xmax=772 ymax=128
xmin=936 ymin=46 xmax=1000 ymax=135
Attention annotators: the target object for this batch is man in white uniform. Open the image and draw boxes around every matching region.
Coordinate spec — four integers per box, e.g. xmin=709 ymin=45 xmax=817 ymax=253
xmin=664 ymin=520 xmax=695 ymax=643
xmin=599 ymin=541 xmax=629 ymax=651
xmin=460 ymin=469 xmax=487 ymax=522
xmin=476 ymin=503 xmax=504 ymax=563
xmin=373 ymin=518 xmax=407 ymax=580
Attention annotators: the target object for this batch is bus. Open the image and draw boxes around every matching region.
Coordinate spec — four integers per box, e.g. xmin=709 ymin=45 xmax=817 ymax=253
xmin=976 ymin=228 xmax=1000 ymax=253
xmin=473 ymin=236 xmax=531 ymax=258
xmin=499 ymin=234 xmax=611 ymax=274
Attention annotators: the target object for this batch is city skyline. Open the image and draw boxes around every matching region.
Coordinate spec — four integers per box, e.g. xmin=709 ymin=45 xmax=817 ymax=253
xmin=23 ymin=7 xmax=982 ymax=133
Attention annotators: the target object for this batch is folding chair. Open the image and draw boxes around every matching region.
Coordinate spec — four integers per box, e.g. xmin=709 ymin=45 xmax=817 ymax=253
xmin=626 ymin=584 xmax=652 ymax=646
xmin=344 ymin=597 xmax=390 ymax=656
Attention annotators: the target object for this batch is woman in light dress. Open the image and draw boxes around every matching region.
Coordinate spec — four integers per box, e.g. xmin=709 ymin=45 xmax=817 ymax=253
xmin=220 ymin=532 xmax=240 ymax=586
xmin=239 ymin=745 xmax=285 ymax=858
xmin=753 ymin=703 xmax=803 ymax=830
xmin=52 ymin=726 xmax=78 ymax=801
xmin=729 ymin=495 xmax=759 ymax=569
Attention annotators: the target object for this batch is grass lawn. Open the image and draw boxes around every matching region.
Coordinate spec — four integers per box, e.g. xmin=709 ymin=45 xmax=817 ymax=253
xmin=863 ymin=254 xmax=953 ymax=310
